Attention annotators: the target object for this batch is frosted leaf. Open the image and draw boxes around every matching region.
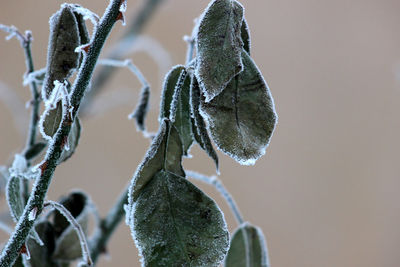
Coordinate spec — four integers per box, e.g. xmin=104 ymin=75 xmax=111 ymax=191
xmin=190 ymin=76 xmax=219 ymax=172
xmin=68 ymin=4 xmax=100 ymax=26
xmin=52 ymin=191 xmax=90 ymax=262
xmin=10 ymin=154 xmax=27 ymax=175
xmin=200 ymin=50 xmax=277 ymax=165
xmin=225 ymin=222 xmax=270 ymax=267
xmin=40 ymin=100 xmax=63 ymax=141
xmin=24 ymin=142 xmax=47 ymax=161
xmin=128 ymin=120 xmax=185 ymax=204
xmin=159 ymin=65 xmax=193 ymax=155
xmin=241 ymin=18 xmax=251 ymax=55
xmin=195 ymin=0 xmax=244 ymax=101
xmin=27 ymin=222 xmax=58 ymax=267
xmin=58 ymin=117 xmax=81 ymax=164
xmin=5 ymin=176 xmax=24 ymax=222
xmin=132 ymin=170 xmax=229 ymax=267
xmin=129 ymin=85 xmax=150 ymax=132
xmin=42 ymin=4 xmax=80 ymax=100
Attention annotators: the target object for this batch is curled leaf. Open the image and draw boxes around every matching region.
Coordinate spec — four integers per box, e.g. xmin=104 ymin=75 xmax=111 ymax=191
xmin=190 ymin=76 xmax=219 ymax=171
xmin=131 ymin=170 xmax=229 ymax=267
xmin=225 ymin=222 xmax=270 ymax=267
xmin=42 ymin=4 xmax=81 ymax=100
xmin=200 ymin=50 xmax=277 ymax=165
xmin=52 ymin=191 xmax=90 ymax=261
xmin=195 ymin=0 xmax=244 ymax=101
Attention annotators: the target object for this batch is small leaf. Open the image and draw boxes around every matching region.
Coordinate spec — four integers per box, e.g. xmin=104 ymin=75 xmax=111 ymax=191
xmin=42 ymin=4 xmax=81 ymax=100
xmin=130 ymin=85 xmax=150 ymax=132
xmin=6 ymin=176 xmax=24 ymax=222
xmin=52 ymin=191 xmax=89 ymax=261
xmin=200 ymin=50 xmax=277 ymax=165
xmin=160 ymin=65 xmax=193 ymax=155
xmin=195 ymin=0 xmax=244 ymax=101
xmin=58 ymin=117 xmax=81 ymax=163
xmin=27 ymin=222 xmax=57 ymax=267
xmin=190 ymin=76 xmax=219 ymax=171
xmin=241 ymin=18 xmax=251 ymax=55
xmin=128 ymin=120 xmax=184 ymax=204
xmin=131 ymin=170 xmax=229 ymax=267
xmin=40 ymin=101 xmax=63 ymax=140
xmin=24 ymin=142 xmax=47 ymax=161
xmin=225 ymin=223 xmax=270 ymax=267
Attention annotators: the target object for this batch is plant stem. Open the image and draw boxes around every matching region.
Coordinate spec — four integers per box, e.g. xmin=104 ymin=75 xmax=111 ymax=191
xmin=81 ymin=0 xmax=165 ymax=114
xmin=89 ymin=186 xmax=128 ymax=264
xmin=0 ymin=1 xmax=124 ymax=265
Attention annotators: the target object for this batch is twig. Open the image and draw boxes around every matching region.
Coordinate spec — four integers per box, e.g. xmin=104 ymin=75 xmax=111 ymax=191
xmin=186 ymin=170 xmax=244 ymax=225
xmin=89 ymin=185 xmax=129 ymax=264
xmin=81 ymin=0 xmax=165 ymax=114
xmin=0 ymin=1 xmax=124 ymax=265
xmin=44 ymin=201 xmax=92 ymax=266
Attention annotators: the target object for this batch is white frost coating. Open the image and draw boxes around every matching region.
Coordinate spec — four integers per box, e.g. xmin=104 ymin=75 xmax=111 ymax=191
xmin=23 ymin=68 xmax=46 ymax=86
xmin=119 ymin=0 xmax=127 ymax=26
xmin=0 ymin=24 xmax=18 ymax=41
xmin=28 ymin=207 xmax=37 ymax=221
xmin=74 ymin=44 xmax=89 ymax=54
xmin=67 ymin=4 xmax=100 ymax=25
xmin=10 ymin=154 xmax=27 ymax=175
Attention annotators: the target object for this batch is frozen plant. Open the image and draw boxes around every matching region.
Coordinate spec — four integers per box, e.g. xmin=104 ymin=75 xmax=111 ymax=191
xmin=0 ymin=0 xmax=277 ymax=266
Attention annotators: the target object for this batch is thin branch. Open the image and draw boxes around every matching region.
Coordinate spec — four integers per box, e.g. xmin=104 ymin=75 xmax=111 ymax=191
xmin=0 ymin=1 xmax=124 ymax=265
xmin=81 ymin=0 xmax=165 ymax=114
xmin=44 ymin=201 xmax=92 ymax=266
xmin=89 ymin=185 xmax=129 ymax=264
xmin=186 ymin=170 xmax=244 ymax=225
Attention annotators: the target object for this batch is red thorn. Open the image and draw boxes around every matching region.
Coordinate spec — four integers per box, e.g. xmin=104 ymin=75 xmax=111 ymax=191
xmin=81 ymin=43 xmax=91 ymax=53
xmin=19 ymin=244 xmax=27 ymax=255
xmin=39 ymin=161 xmax=48 ymax=173
xmin=116 ymin=12 xmax=125 ymax=24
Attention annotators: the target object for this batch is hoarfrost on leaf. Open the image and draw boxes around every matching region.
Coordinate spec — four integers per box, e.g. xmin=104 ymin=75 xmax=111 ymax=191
xmin=195 ymin=0 xmax=244 ymax=101
xmin=132 ymin=170 xmax=229 ymax=267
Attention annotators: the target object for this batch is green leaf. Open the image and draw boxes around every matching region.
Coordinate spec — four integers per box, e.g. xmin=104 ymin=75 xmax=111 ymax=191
xmin=241 ymin=18 xmax=251 ymax=55
xmin=6 ymin=176 xmax=24 ymax=222
xmin=200 ymin=50 xmax=277 ymax=165
xmin=52 ymin=191 xmax=90 ymax=261
xmin=58 ymin=117 xmax=81 ymax=163
xmin=190 ymin=76 xmax=219 ymax=171
xmin=225 ymin=223 xmax=270 ymax=267
xmin=131 ymin=170 xmax=229 ymax=267
xmin=160 ymin=66 xmax=185 ymax=121
xmin=128 ymin=120 xmax=185 ymax=204
xmin=24 ymin=142 xmax=47 ymax=161
xmin=27 ymin=222 xmax=57 ymax=267
xmin=195 ymin=0 xmax=244 ymax=101
xmin=41 ymin=101 xmax=63 ymax=140
xmin=42 ymin=4 xmax=81 ymax=100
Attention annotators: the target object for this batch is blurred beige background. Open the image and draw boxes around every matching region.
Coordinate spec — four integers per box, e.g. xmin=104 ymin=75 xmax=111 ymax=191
xmin=1 ymin=0 xmax=400 ymax=266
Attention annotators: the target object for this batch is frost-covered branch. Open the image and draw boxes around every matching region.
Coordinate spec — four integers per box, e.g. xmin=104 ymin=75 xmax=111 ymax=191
xmin=0 ymin=1 xmax=125 ymax=265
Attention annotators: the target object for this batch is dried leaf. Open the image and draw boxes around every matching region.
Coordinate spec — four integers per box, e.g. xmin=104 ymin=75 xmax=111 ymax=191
xmin=27 ymin=222 xmax=57 ymax=267
xmin=58 ymin=117 xmax=81 ymax=163
xmin=195 ymin=0 xmax=244 ymax=101
xmin=6 ymin=176 xmax=24 ymax=222
xmin=241 ymin=18 xmax=251 ymax=55
xmin=24 ymin=142 xmax=47 ymax=161
xmin=128 ymin=120 xmax=185 ymax=204
xmin=131 ymin=85 xmax=150 ymax=132
xmin=200 ymin=50 xmax=277 ymax=165
xmin=225 ymin=223 xmax=270 ymax=267
xmin=190 ymin=76 xmax=219 ymax=171
xmin=52 ymin=191 xmax=89 ymax=261
xmin=42 ymin=4 xmax=80 ymax=100
xmin=131 ymin=170 xmax=229 ymax=267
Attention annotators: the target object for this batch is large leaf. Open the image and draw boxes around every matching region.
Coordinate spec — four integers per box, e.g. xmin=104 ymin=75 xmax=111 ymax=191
xmin=6 ymin=176 xmax=24 ymax=222
xmin=160 ymin=65 xmax=193 ymax=156
xmin=190 ymin=76 xmax=219 ymax=171
xmin=225 ymin=223 xmax=270 ymax=267
xmin=131 ymin=170 xmax=229 ymax=267
xmin=128 ymin=120 xmax=185 ymax=204
xmin=42 ymin=4 xmax=81 ymax=100
xmin=195 ymin=0 xmax=244 ymax=101
xmin=200 ymin=50 xmax=277 ymax=165
xmin=52 ymin=191 xmax=90 ymax=261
